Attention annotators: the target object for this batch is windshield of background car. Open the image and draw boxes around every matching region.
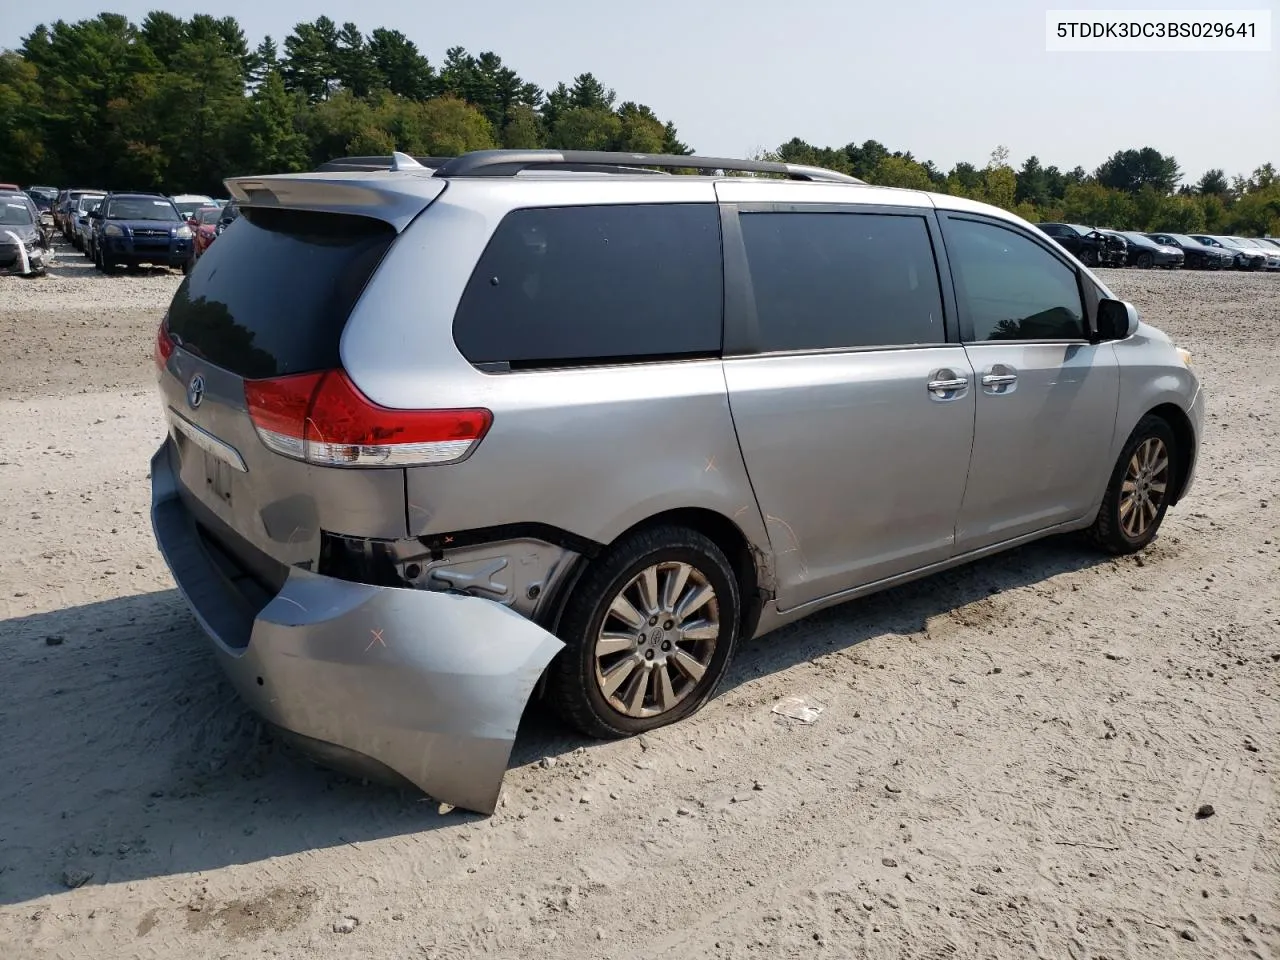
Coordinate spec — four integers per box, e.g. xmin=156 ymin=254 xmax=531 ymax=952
xmin=197 ymin=208 xmax=220 ymax=225
xmin=77 ymin=196 xmax=105 ymax=213
xmin=1122 ymin=232 xmax=1154 ymax=246
xmin=1066 ymin=224 xmax=1092 ymax=235
xmin=1169 ymin=235 xmax=1205 ymax=246
xmin=174 ymin=202 xmax=205 ymax=219
xmin=107 ymin=198 xmax=182 ymax=221
xmin=0 ymin=202 xmax=35 ymax=226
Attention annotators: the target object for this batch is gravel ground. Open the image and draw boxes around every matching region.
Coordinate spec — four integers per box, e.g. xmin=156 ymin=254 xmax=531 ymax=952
xmin=0 ymin=249 xmax=1277 ymax=960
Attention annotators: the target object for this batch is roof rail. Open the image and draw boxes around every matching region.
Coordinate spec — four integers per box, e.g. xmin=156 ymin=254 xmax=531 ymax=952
xmin=429 ymin=150 xmax=865 ymax=184
xmin=313 ymin=155 xmax=454 ymax=173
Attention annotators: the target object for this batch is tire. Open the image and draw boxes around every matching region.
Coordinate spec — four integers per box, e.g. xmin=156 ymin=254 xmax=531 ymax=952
xmin=181 ymin=256 xmax=194 ymax=276
xmin=546 ymin=525 xmax=742 ymax=739
xmin=1137 ymin=252 xmax=1154 ymax=269
xmin=1087 ymin=414 xmax=1177 ymax=555
xmin=1081 ymin=248 xmax=1099 ymax=267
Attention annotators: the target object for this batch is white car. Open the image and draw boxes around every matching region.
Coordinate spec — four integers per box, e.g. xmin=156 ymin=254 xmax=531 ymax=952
xmin=170 ymin=193 xmax=215 ymax=223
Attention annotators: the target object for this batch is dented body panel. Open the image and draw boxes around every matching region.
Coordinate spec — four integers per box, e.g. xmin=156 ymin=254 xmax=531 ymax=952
xmin=151 ymin=442 xmax=563 ymax=813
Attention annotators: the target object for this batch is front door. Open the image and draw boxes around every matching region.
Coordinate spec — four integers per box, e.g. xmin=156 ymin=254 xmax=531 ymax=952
xmin=938 ymin=213 xmax=1120 ymax=552
xmin=720 ymin=202 xmax=976 ymax=611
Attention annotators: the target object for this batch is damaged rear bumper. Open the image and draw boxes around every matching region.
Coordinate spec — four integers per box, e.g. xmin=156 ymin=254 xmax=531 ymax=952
xmin=149 ymin=442 xmax=564 ymax=814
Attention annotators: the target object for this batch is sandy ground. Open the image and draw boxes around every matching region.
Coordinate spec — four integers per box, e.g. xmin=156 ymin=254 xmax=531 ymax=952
xmin=1 ymin=245 xmax=1277 ymax=960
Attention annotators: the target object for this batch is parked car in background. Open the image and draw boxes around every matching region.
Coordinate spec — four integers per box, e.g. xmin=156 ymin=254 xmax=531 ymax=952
xmin=55 ymin=189 xmax=108 ymax=237
xmin=1145 ymin=233 xmax=1232 ymax=270
xmin=1228 ymin=237 xmax=1280 ymax=271
xmin=89 ymin=193 xmax=195 ymax=273
xmin=1191 ymin=235 xmax=1267 ymax=271
xmin=216 ymin=200 xmax=240 ymax=235
xmin=1107 ymin=231 xmax=1184 ymax=269
xmin=150 ymin=148 xmax=1205 ymax=813
xmin=1036 ymin=222 xmax=1123 ymax=266
xmin=0 ymin=182 xmax=21 ymax=192
xmin=24 ymin=186 xmax=58 ymax=212
xmin=71 ymin=194 xmax=106 ymax=252
xmin=170 ymin=193 xmax=216 ymax=222
xmin=188 ymin=204 xmax=222 ymax=258
xmin=0 ymin=193 xmax=54 ymax=275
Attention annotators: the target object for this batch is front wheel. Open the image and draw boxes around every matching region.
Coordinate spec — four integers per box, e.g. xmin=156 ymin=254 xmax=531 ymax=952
xmin=1081 ymin=248 xmax=1099 ymax=267
xmin=546 ymin=525 xmax=741 ymax=739
xmin=1136 ymin=252 xmax=1154 ymax=269
xmin=1087 ymin=415 xmax=1177 ymax=555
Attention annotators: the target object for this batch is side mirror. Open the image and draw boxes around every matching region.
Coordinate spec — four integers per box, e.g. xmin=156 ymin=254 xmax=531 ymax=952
xmin=1096 ymin=298 xmax=1139 ymax=342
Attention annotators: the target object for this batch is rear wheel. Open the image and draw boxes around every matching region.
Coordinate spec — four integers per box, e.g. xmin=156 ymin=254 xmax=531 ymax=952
xmin=1087 ymin=415 xmax=1177 ymax=555
xmin=546 ymin=525 xmax=741 ymax=739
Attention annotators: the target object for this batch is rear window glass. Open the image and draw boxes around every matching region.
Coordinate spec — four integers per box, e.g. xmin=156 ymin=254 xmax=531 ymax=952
xmin=166 ymin=208 xmax=396 ymax=379
xmin=453 ymin=203 xmax=723 ymax=368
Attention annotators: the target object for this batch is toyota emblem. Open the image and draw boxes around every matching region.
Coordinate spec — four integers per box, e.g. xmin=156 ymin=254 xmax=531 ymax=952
xmin=187 ymin=374 xmax=206 ymax=409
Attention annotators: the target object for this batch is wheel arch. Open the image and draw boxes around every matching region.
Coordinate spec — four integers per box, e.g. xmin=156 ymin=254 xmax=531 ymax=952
xmin=538 ymin=506 xmax=770 ymax=643
xmin=1146 ymin=402 xmax=1195 ymax=506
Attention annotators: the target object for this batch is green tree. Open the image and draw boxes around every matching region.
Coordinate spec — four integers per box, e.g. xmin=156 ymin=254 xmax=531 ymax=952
xmin=282 ymin=17 xmax=339 ymax=102
xmin=1197 ymin=168 xmax=1229 ymax=195
xmin=549 ymin=106 xmax=620 ymax=150
xmin=334 ymin=23 xmax=378 ymax=98
xmin=1062 ymin=182 xmax=1136 ymax=228
xmin=615 ymin=102 xmax=666 ymax=153
xmin=243 ymin=69 xmax=309 ymax=173
xmin=501 ymin=103 xmax=542 ymax=148
xmin=368 ymin=28 xmax=434 ymax=100
xmin=869 ymin=155 xmax=932 ymax=190
xmin=1095 ymin=147 xmax=1181 ymax=194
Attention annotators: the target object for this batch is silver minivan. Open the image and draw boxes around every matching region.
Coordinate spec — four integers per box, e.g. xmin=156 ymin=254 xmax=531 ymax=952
xmin=150 ymin=150 xmax=1205 ymax=813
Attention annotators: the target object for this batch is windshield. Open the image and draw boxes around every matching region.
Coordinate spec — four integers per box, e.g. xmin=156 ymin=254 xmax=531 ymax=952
xmin=1122 ymin=232 xmax=1154 ymax=246
xmin=1166 ymin=234 xmax=1202 ymax=246
xmin=107 ymin=198 xmax=181 ymax=222
xmin=174 ymin=201 xmax=207 ymax=219
xmin=1066 ymin=224 xmax=1094 ymax=235
xmin=77 ymin=195 xmax=104 ymax=213
xmin=197 ymin=208 xmax=220 ymax=225
xmin=1 ymin=202 xmax=35 ymax=226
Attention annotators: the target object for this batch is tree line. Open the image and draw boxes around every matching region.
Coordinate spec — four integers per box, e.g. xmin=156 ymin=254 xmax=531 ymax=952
xmin=1 ymin=12 xmax=1276 ymax=235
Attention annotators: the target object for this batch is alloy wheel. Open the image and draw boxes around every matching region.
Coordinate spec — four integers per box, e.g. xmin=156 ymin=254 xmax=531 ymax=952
xmin=593 ymin=562 xmax=720 ymax=719
xmin=1119 ymin=437 xmax=1169 ymax=539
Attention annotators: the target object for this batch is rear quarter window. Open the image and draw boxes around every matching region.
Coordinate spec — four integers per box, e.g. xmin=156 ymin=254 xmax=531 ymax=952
xmin=452 ymin=203 xmax=723 ymax=368
xmin=165 ymin=208 xmax=395 ymax=379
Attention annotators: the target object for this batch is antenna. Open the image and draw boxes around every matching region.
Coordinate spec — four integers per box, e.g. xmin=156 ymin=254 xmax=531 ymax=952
xmin=390 ymin=152 xmax=426 ymax=172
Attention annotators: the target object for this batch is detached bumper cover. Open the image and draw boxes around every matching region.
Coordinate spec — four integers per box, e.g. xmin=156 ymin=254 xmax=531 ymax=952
xmin=149 ymin=442 xmax=564 ymax=814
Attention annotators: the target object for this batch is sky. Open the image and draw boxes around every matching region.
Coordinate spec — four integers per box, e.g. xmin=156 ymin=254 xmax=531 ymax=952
xmin=2 ymin=0 xmax=1277 ymax=184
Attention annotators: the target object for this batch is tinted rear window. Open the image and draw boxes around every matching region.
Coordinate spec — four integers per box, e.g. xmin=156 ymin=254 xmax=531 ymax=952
xmin=453 ymin=203 xmax=723 ymax=368
xmin=166 ymin=208 xmax=396 ymax=379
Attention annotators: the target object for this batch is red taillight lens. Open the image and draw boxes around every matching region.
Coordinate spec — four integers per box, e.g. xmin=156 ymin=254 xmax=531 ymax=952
xmin=155 ymin=321 xmax=175 ymax=369
xmin=244 ymin=370 xmax=491 ymax=467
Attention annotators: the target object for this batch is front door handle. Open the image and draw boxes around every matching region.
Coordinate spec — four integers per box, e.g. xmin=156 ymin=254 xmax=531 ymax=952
xmin=928 ymin=377 xmax=968 ymax=392
xmin=981 ymin=373 xmax=1018 ymax=386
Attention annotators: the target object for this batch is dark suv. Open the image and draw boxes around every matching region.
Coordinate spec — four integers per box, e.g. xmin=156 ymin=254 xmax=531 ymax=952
xmin=89 ymin=193 xmax=195 ymax=273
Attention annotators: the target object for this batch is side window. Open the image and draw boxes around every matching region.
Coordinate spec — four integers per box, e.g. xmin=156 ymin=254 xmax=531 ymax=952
xmin=945 ymin=218 xmax=1086 ymax=342
xmin=453 ymin=203 xmax=722 ymax=368
xmin=738 ymin=211 xmax=945 ymax=352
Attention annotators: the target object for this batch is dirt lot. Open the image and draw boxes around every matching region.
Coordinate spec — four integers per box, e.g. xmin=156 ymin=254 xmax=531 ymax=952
xmin=1 ymin=246 xmax=1277 ymax=960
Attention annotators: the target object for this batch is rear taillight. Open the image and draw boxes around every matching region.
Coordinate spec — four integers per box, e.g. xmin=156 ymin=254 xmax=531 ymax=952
xmin=155 ymin=320 xmax=175 ymax=370
xmin=243 ymin=370 xmax=491 ymax=468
